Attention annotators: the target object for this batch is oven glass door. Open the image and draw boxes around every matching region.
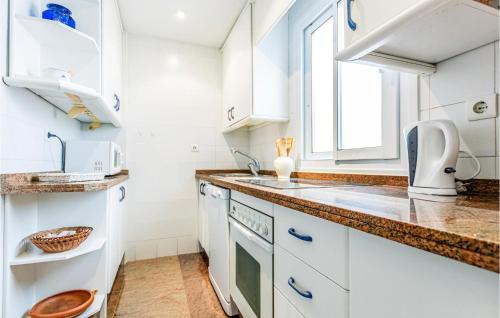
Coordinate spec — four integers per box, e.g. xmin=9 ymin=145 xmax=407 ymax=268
xmin=230 ymin=218 xmax=273 ymax=318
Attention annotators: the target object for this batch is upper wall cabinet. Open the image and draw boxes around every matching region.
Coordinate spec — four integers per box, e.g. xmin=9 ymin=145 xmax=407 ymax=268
xmin=222 ymin=2 xmax=290 ymax=133
xmin=102 ymin=0 xmax=124 ymax=125
xmin=336 ymin=0 xmax=500 ymax=74
xmin=253 ymin=0 xmax=296 ymax=44
xmin=4 ymin=0 xmax=123 ymax=128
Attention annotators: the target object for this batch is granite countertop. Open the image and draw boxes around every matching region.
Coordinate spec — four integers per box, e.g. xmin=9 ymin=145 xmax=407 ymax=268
xmin=196 ymin=170 xmax=499 ymax=273
xmin=0 ymin=171 xmax=129 ymax=194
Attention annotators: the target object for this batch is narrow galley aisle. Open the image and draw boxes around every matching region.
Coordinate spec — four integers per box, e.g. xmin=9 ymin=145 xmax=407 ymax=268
xmin=109 ymin=254 xmax=228 ymax=318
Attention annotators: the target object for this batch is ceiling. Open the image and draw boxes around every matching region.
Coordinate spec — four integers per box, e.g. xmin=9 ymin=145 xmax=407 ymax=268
xmin=117 ymin=0 xmax=248 ymax=48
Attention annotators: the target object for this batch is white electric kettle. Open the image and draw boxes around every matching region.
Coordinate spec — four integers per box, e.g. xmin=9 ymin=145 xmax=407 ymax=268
xmin=403 ymin=120 xmax=480 ymax=196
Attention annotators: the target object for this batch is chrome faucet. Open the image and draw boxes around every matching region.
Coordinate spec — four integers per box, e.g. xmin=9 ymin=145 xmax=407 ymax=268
xmin=231 ymin=148 xmax=260 ymax=176
xmin=47 ymin=132 xmax=66 ymax=172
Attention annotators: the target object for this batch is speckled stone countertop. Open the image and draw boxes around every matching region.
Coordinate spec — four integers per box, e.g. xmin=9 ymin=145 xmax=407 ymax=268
xmin=0 ymin=170 xmax=129 ymax=194
xmin=196 ymin=170 xmax=499 ymax=273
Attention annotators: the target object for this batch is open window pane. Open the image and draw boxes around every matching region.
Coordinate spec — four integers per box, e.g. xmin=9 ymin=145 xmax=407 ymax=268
xmin=311 ymin=17 xmax=334 ymax=153
xmin=338 ymin=62 xmax=382 ymax=150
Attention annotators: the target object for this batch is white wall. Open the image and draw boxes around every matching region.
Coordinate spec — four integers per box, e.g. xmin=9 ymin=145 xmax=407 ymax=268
xmin=0 ymin=0 xmax=82 ymax=173
xmin=124 ymin=34 xmax=248 ymax=262
xmin=420 ymin=42 xmax=499 ymax=179
xmin=249 ymin=0 xmax=499 ymax=179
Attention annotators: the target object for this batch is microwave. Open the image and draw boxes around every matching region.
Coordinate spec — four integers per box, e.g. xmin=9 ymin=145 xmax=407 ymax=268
xmin=65 ymin=141 xmax=123 ymax=176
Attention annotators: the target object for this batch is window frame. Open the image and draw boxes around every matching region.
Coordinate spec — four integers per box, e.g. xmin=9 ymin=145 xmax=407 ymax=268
xmin=303 ymin=5 xmax=336 ymax=161
xmin=302 ymin=0 xmax=401 ymax=162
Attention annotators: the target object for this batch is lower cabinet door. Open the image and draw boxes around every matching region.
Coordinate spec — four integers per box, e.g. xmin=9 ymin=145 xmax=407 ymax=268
xmin=275 ymin=287 xmax=304 ymax=318
xmin=107 ymin=182 xmax=127 ymax=293
xmin=274 ymin=244 xmax=349 ymax=318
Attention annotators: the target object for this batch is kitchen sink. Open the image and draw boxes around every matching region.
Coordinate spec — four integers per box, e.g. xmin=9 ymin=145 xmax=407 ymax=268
xmin=235 ymin=178 xmax=362 ymax=189
xmin=212 ymin=173 xmax=273 ymax=180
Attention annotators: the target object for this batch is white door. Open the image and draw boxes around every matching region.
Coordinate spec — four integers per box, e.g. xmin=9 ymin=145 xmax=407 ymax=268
xmin=222 ymin=4 xmax=253 ymax=128
xmin=197 ymin=181 xmax=209 ymax=254
xmin=107 ymin=182 xmax=126 ymax=293
xmin=341 ymin=0 xmax=419 ymax=49
xmin=253 ymin=0 xmax=296 ymax=44
xmin=229 ymin=218 xmax=273 ymax=318
xmin=102 ymin=0 xmax=124 ymax=121
xmin=206 ymin=186 xmax=231 ymax=301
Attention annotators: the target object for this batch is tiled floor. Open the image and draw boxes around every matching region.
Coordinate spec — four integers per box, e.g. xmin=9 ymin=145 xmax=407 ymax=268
xmin=108 ymin=253 xmax=228 ymax=318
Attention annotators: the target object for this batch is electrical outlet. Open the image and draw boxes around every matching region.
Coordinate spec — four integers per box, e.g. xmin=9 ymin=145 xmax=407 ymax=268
xmin=467 ymin=94 xmax=497 ymax=121
xmin=191 ymin=144 xmax=199 ymax=152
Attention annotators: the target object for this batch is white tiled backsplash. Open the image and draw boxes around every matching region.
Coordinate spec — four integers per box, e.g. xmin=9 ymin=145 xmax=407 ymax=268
xmin=420 ymin=42 xmax=499 ymax=179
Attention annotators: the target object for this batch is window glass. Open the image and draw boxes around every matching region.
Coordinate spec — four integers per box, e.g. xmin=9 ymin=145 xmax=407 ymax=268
xmin=338 ymin=62 xmax=382 ymax=150
xmin=311 ymin=17 xmax=334 ymax=153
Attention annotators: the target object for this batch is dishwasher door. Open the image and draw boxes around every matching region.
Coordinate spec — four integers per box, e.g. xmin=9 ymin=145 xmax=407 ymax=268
xmin=205 ymin=184 xmax=237 ymax=315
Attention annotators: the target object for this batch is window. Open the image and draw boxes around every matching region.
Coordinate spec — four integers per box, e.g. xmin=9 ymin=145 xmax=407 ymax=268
xmin=304 ymin=7 xmax=335 ymax=160
xmin=303 ymin=2 xmax=400 ymax=161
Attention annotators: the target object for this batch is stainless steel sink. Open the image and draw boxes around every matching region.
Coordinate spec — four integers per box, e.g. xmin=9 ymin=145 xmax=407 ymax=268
xmin=212 ymin=173 xmax=274 ymax=180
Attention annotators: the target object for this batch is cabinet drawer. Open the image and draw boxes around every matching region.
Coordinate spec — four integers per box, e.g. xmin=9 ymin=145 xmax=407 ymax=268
xmin=274 ymin=287 xmax=304 ymax=318
xmin=274 ymin=245 xmax=348 ymax=318
xmin=275 ymin=205 xmax=348 ymax=288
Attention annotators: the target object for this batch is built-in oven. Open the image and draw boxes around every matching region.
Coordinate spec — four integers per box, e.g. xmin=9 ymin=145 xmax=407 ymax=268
xmin=229 ymin=199 xmax=273 ymax=318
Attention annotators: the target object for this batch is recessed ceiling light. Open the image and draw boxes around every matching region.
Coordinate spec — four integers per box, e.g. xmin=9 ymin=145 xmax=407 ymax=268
xmin=176 ymin=10 xmax=186 ymax=20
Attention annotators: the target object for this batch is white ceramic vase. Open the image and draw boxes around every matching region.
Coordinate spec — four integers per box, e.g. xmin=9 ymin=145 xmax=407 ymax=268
xmin=274 ymin=156 xmax=294 ymax=180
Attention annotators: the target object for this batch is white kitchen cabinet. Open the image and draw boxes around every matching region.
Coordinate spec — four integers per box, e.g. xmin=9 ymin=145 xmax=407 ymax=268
xmin=222 ymin=4 xmax=253 ymax=128
xmin=4 ymin=0 xmax=124 ymax=127
xmin=337 ymin=0 xmax=499 ymax=74
xmin=107 ymin=182 xmax=127 ymax=293
xmin=197 ymin=180 xmax=210 ymax=254
xmin=222 ymin=3 xmax=289 ymax=132
xmin=274 ymin=287 xmax=304 ymax=318
xmin=274 ymin=245 xmax=349 ymax=318
xmin=349 ymin=229 xmax=499 ymax=318
xmin=102 ymin=0 xmax=124 ymax=124
xmin=275 ymin=205 xmax=349 ymax=288
xmin=253 ymin=0 xmax=296 ymax=44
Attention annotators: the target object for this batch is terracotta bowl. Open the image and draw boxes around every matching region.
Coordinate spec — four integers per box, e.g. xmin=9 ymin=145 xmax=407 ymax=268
xmin=27 ymin=290 xmax=96 ymax=318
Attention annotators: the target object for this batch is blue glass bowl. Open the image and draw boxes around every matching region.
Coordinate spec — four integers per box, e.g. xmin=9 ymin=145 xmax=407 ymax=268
xmin=42 ymin=3 xmax=75 ymax=29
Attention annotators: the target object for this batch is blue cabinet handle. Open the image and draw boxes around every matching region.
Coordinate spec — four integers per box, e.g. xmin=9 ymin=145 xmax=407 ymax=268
xmin=119 ymin=186 xmax=126 ymax=202
xmin=288 ymin=228 xmax=313 ymax=242
xmin=113 ymin=94 xmax=120 ymax=112
xmin=288 ymin=277 xmax=313 ymax=299
xmin=347 ymin=0 xmax=357 ymax=31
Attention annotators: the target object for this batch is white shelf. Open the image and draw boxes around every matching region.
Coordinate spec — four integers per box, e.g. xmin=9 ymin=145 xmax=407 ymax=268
xmin=336 ymin=0 xmax=499 ymax=74
xmin=79 ymin=293 xmax=105 ymax=318
xmin=3 ymin=76 xmax=122 ymax=127
xmin=10 ymin=237 xmax=106 ymax=266
xmin=16 ymin=15 xmax=99 ymax=53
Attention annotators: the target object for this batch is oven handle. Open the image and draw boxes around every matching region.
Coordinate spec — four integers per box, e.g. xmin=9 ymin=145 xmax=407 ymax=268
xmin=229 ymin=218 xmax=273 ymax=254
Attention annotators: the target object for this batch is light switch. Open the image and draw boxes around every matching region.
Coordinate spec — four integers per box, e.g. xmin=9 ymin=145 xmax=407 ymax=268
xmin=191 ymin=144 xmax=199 ymax=152
xmin=467 ymin=94 xmax=497 ymax=121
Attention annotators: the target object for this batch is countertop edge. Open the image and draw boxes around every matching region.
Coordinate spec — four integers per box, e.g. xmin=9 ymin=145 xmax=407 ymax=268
xmin=196 ymin=173 xmax=499 ymax=273
xmin=0 ymin=171 xmax=129 ymax=195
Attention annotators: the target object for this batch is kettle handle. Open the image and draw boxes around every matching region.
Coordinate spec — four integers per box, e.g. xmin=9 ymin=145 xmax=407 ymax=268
xmin=433 ymin=120 xmax=459 ymax=171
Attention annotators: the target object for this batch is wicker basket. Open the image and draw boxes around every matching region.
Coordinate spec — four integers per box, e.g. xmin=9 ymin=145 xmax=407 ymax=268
xmin=30 ymin=226 xmax=93 ymax=253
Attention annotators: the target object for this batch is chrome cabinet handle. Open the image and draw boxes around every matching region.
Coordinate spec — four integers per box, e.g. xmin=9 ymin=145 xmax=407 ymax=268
xmin=113 ymin=94 xmax=121 ymax=112
xmin=227 ymin=109 xmax=231 ymax=121
xmin=288 ymin=277 xmax=313 ymax=299
xmin=230 ymin=107 xmax=235 ymax=120
xmin=347 ymin=0 xmax=357 ymax=31
xmin=199 ymin=183 xmax=206 ymax=196
xmin=288 ymin=228 xmax=313 ymax=242
xmin=119 ymin=186 xmax=126 ymax=202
